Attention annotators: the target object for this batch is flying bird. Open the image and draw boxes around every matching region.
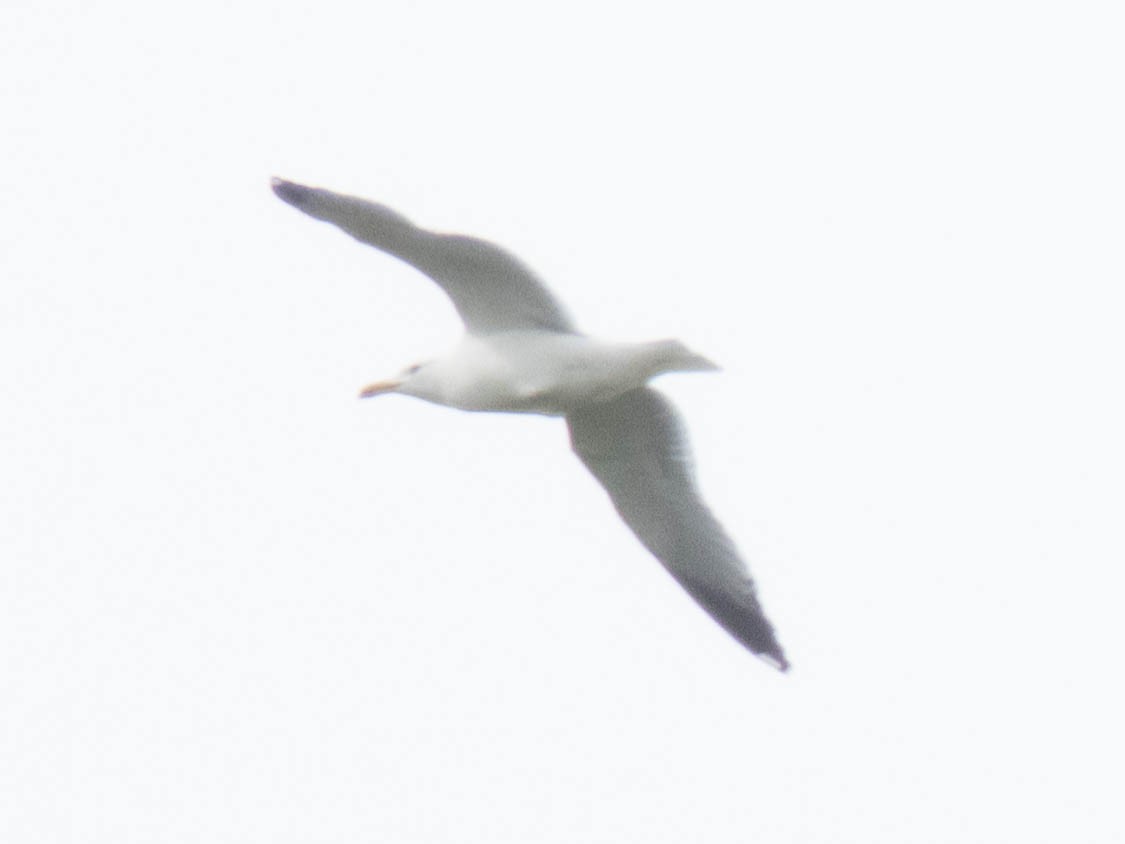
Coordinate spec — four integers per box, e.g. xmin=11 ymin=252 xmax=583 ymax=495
xmin=271 ymin=177 xmax=789 ymax=671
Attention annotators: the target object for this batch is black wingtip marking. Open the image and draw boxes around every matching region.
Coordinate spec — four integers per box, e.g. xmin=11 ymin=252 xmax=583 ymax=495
xmin=270 ymin=177 xmax=312 ymax=208
xmin=687 ymin=580 xmax=790 ymax=672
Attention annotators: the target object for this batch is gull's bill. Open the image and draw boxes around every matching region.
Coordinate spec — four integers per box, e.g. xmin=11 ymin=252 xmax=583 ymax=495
xmin=358 ymin=379 xmax=403 ymax=398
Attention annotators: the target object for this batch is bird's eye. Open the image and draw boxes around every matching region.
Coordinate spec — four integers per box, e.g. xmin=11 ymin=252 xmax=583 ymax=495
xmin=404 ymin=363 xmax=422 ymax=376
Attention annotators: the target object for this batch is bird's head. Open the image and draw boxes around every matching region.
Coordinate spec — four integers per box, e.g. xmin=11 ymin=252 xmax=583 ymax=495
xmin=358 ymin=360 xmax=436 ymax=400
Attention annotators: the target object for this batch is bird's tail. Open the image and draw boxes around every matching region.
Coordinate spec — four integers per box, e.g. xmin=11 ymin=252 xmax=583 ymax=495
xmin=651 ymin=339 xmax=721 ymax=374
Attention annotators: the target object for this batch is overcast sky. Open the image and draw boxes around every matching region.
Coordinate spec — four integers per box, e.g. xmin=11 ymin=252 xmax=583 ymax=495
xmin=3 ymin=2 xmax=1124 ymax=842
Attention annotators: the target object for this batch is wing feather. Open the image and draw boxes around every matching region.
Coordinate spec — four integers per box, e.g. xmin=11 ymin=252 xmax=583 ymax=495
xmin=272 ymin=178 xmax=576 ymax=335
xmin=567 ymin=388 xmax=789 ymax=670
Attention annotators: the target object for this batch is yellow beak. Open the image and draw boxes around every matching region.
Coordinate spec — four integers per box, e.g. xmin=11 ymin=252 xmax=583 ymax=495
xmin=358 ymin=378 xmax=403 ymax=398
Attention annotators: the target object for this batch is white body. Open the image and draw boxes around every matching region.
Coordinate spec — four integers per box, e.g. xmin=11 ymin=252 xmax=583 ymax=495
xmin=271 ymin=177 xmax=789 ymax=669
xmin=401 ymin=332 xmax=716 ymax=415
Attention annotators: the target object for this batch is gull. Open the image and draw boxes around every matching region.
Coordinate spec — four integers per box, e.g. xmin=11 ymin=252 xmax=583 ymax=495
xmin=271 ymin=177 xmax=789 ymax=671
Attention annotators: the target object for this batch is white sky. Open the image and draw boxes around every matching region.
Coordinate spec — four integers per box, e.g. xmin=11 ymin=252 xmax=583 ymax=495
xmin=3 ymin=2 xmax=1123 ymax=842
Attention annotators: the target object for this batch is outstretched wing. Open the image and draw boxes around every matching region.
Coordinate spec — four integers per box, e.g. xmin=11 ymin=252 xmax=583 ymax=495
xmin=567 ymin=388 xmax=789 ymax=670
xmin=272 ymin=178 xmax=576 ymax=335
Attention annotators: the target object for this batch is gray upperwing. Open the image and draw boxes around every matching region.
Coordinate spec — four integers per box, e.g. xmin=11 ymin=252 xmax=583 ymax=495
xmin=566 ymin=388 xmax=789 ymax=671
xmin=271 ymin=178 xmax=577 ymax=335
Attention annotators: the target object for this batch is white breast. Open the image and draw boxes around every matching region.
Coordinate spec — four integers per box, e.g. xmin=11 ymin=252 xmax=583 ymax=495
xmin=416 ymin=332 xmax=671 ymax=415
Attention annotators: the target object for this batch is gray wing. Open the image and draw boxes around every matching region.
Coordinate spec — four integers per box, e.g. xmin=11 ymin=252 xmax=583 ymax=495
xmin=567 ymin=388 xmax=789 ymax=670
xmin=271 ymin=178 xmax=576 ymax=335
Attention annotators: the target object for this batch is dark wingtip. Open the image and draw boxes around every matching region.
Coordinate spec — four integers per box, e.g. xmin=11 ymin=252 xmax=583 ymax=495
xmin=270 ymin=176 xmax=312 ymax=207
xmin=684 ymin=580 xmax=790 ymax=673
xmin=759 ymin=650 xmax=791 ymax=673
